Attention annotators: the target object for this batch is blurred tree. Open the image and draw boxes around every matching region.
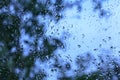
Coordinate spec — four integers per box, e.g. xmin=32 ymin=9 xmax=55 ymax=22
xmin=0 ymin=0 xmax=119 ymax=80
xmin=0 ymin=0 xmax=64 ymax=79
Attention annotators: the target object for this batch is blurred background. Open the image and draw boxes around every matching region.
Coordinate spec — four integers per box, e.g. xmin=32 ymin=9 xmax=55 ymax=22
xmin=0 ymin=0 xmax=120 ymax=80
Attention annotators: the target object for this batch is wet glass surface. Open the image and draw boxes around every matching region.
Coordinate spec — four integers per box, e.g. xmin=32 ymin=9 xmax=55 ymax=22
xmin=0 ymin=0 xmax=120 ymax=80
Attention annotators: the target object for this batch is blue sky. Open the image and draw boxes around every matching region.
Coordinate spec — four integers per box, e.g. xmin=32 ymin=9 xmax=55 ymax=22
xmin=45 ymin=0 xmax=120 ymax=79
xmin=46 ymin=0 xmax=120 ymax=59
xmin=19 ymin=0 xmax=120 ymax=79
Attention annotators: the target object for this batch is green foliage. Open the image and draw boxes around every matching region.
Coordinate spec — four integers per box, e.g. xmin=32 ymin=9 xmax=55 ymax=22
xmin=0 ymin=66 xmax=18 ymax=80
xmin=58 ymin=77 xmax=72 ymax=80
xmin=75 ymin=72 xmax=104 ymax=80
xmin=0 ymin=0 xmax=64 ymax=79
xmin=0 ymin=0 xmax=10 ymax=8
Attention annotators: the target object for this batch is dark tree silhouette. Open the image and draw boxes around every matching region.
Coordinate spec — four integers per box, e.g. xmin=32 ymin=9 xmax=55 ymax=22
xmin=0 ymin=0 xmax=64 ymax=79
